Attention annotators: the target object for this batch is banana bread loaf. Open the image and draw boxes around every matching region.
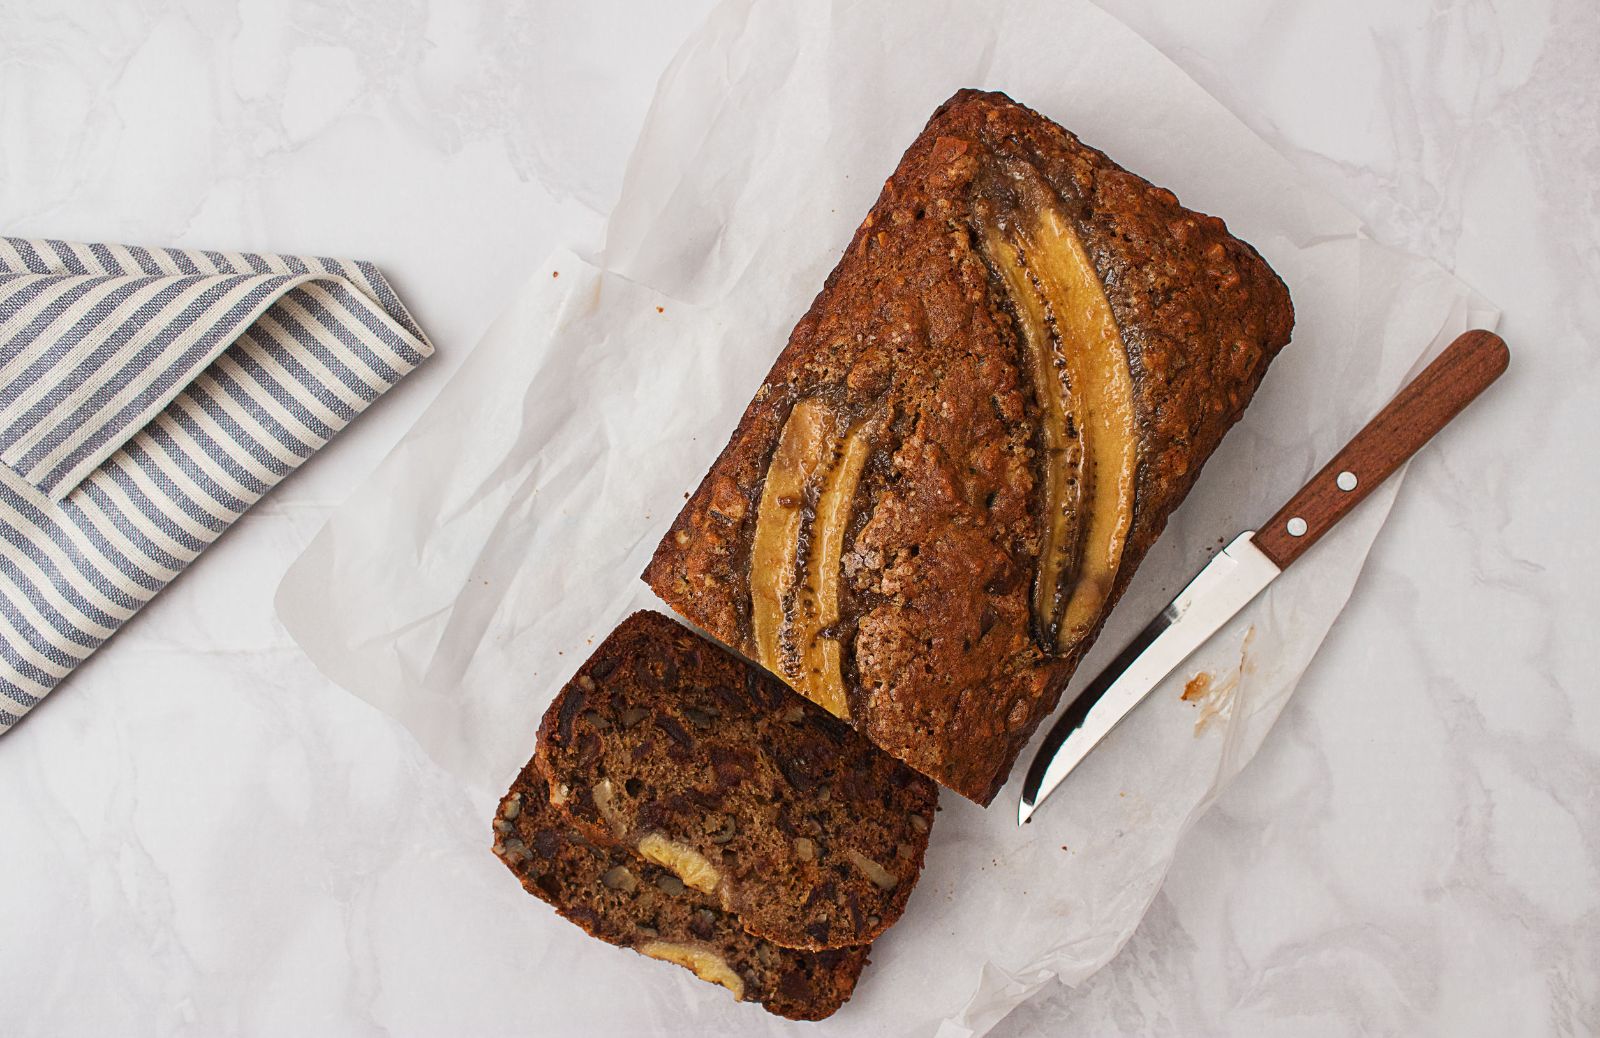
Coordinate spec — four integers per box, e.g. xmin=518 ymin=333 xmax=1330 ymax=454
xmin=535 ymin=611 xmax=937 ymax=951
xmin=494 ymin=762 xmax=869 ymax=1020
xmin=644 ymin=88 xmax=1294 ymax=804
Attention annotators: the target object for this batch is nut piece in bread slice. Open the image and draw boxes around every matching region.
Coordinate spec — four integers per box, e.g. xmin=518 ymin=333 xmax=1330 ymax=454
xmin=535 ymin=611 xmax=937 ymax=951
xmin=494 ymin=760 xmax=869 ymax=1021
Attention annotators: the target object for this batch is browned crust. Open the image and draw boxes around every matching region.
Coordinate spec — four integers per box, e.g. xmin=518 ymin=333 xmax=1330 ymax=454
xmin=644 ymin=89 xmax=1294 ymax=805
xmin=494 ymin=761 xmax=869 ymax=1021
xmin=534 ymin=611 xmax=938 ymax=951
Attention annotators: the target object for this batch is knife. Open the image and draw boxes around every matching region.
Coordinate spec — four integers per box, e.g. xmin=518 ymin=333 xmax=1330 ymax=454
xmin=1018 ymin=329 xmax=1509 ymax=825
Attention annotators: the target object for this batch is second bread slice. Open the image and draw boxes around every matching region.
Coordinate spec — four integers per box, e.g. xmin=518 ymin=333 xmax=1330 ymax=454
xmin=537 ymin=611 xmax=938 ymax=950
xmin=494 ymin=761 xmax=868 ymax=1019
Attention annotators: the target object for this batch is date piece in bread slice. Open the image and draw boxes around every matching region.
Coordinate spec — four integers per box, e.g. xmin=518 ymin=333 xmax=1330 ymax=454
xmin=536 ymin=611 xmax=937 ymax=951
xmin=494 ymin=762 xmax=868 ymax=1021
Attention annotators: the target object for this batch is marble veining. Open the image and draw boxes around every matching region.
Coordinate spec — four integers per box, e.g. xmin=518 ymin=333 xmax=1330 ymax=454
xmin=994 ymin=1 xmax=1600 ymax=1033
xmin=1 ymin=0 xmax=1595 ymax=1034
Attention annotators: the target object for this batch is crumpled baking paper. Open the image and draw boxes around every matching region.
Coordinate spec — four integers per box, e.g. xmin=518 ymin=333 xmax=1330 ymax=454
xmin=275 ymin=0 xmax=1496 ymax=1033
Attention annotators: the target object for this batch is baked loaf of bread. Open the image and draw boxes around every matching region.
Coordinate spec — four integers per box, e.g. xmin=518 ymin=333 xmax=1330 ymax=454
xmin=645 ymin=89 xmax=1294 ymax=804
xmin=494 ymin=762 xmax=869 ymax=1020
xmin=536 ymin=611 xmax=937 ymax=951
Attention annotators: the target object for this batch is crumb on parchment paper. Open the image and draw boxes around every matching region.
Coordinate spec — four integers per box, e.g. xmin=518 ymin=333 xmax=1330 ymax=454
xmin=1182 ymin=626 xmax=1257 ymax=735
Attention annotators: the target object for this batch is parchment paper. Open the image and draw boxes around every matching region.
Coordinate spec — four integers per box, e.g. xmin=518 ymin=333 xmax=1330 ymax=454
xmin=276 ymin=1 xmax=1496 ymax=1033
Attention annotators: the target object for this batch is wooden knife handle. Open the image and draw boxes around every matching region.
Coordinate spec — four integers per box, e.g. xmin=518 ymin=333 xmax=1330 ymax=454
xmin=1253 ymin=329 xmax=1509 ymax=570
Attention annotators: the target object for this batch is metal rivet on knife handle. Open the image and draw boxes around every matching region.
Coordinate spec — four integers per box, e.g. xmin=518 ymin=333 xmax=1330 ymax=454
xmin=1252 ymin=330 xmax=1509 ymax=571
xmin=1018 ymin=330 xmax=1510 ymax=826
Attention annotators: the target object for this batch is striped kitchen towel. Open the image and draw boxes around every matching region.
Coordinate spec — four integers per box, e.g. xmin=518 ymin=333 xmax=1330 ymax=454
xmin=0 ymin=237 xmax=432 ymax=732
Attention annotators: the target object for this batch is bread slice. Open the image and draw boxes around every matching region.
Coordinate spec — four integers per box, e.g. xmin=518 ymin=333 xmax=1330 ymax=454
xmin=644 ymin=88 xmax=1294 ymax=804
xmin=535 ymin=611 xmax=937 ymax=951
xmin=494 ymin=762 xmax=868 ymax=1021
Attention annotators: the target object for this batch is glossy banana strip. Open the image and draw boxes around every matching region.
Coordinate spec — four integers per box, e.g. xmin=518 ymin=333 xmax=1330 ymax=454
xmin=979 ymin=163 xmax=1137 ymax=653
xmin=793 ymin=421 xmax=873 ymax=718
xmin=1020 ymin=205 xmax=1136 ymax=649
xmin=751 ymin=398 xmax=835 ymax=677
xmin=981 ymin=222 xmax=1086 ymax=647
xmin=751 ymin=400 xmax=875 ymax=719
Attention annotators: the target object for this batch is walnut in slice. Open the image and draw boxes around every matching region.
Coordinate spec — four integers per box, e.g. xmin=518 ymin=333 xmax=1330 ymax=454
xmin=535 ymin=612 xmax=936 ymax=951
xmin=493 ymin=761 xmax=870 ymax=1020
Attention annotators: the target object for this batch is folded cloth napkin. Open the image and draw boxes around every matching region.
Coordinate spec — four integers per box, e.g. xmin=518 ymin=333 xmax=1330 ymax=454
xmin=0 ymin=237 xmax=432 ymax=731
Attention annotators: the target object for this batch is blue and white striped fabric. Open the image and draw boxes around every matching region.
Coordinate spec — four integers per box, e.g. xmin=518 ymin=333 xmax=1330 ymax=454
xmin=0 ymin=237 xmax=432 ymax=732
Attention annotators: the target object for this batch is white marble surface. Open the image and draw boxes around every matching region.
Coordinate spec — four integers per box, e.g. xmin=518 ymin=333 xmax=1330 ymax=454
xmin=1 ymin=1 xmax=1595 ymax=1035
